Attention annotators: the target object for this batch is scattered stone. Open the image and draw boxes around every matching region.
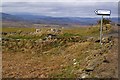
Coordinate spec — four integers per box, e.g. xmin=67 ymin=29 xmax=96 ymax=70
xmin=73 ymin=59 xmax=76 ymax=62
xmin=102 ymin=37 xmax=109 ymax=43
xmin=103 ymin=59 xmax=110 ymax=63
xmin=103 ymin=57 xmax=110 ymax=63
xmin=2 ymin=32 xmax=7 ymax=35
xmin=85 ymin=67 xmax=94 ymax=72
xmin=35 ymin=29 xmax=41 ymax=33
xmin=95 ymin=39 xmax=100 ymax=43
xmin=73 ymin=62 xmax=77 ymax=65
xmin=87 ymin=37 xmax=94 ymax=42
xmin=81 ymin=73 xmax=89 ymax=78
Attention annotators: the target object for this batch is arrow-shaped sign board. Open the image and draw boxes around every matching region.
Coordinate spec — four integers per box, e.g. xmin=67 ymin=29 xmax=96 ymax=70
xmin=95 ymin=9 xmax=111 ymax=16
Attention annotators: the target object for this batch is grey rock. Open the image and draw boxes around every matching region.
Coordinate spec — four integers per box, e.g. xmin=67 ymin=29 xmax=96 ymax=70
xmin=81 ymin=73 xmax=89 ymax=78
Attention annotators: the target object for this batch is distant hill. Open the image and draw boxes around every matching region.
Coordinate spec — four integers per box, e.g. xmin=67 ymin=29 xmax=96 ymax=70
xmin=1 ymin=12 xmax=118 ymax=26
xmin=1 ymin=13 xmax=23 ymax=21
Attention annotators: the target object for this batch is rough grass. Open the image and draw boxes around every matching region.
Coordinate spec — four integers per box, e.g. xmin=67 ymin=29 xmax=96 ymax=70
xmin=2 ymin=26 xmax=100 ymax=40
xmin=3 ymin=40 xmax=114 ymax=78
xmin=2 ymin=25 xmax=117 ymax=78
xmin=2 ymin=27 xmax=36 ymax=32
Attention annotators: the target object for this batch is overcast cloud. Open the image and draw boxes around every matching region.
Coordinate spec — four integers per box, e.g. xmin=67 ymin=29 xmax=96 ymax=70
xmin=1 ymin=1 xmax=118 ymax=17
xmin=1 ymin=0 xmax=119 ymax=2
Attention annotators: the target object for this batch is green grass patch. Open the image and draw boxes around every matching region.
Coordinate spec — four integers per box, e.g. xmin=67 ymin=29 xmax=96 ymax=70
xmin=2 ymin=27 xmax=36 ymax=33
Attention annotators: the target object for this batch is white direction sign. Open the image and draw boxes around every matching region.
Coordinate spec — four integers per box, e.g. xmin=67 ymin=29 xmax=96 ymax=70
xmin=94 ymin=9 xmax=111 ymax=16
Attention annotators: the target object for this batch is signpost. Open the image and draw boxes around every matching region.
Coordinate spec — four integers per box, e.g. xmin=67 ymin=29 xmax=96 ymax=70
xmin=94 ymin=9 xmax=111 ymax=45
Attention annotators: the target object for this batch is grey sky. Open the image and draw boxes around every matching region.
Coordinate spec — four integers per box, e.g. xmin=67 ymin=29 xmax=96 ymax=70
xmin=1 ymin=0 xmax=119 ymax=2
xmin=1 ymin=1 xmax=118 ymax=17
